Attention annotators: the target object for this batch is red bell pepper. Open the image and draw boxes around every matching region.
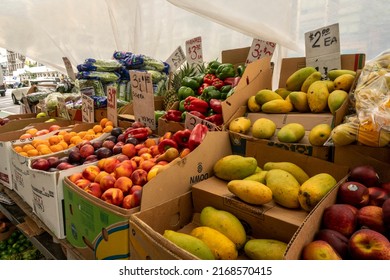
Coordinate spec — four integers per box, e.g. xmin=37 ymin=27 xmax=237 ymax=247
xmin=158 ymin=138 xmax=178 ymax=154
xmin=188 ymin=111 xmax=206 ymax=119
xmin=172 ymin=129 xmax=192 ymax=149
xmin=197 ymin=82 xmax=210 ymax=95
xmin=188 ymin=123 xmax=208 ymax=151
xmin=165 ymin=109 xmax=183 ymax=122
xmin=209 ymin=98 xmax=222 ymax=114
xmin=204 ymin=113 xmax=223 ymax=126
xmin=184 ymin=96 xmax=209 ymax=114
xmin=203 ymin=73 xmax=216 ymax=84
xmin=124 ymin=127 xmax=151 ymax=141
xmin=211 ymin=78 xmax=224 ymax=89
xmin=223 ymin=76 xmax=241 ymax=87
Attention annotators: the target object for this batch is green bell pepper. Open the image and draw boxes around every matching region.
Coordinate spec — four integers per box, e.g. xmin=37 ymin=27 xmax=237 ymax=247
xmin=193 ymin=73 xmax=205 ymax=85
xmin=179 ymin=99 xmax=186 ymax=112
xmin=237 ymin=64 xmax=246 ymax=77
xmin=216 ymin=63 xmax=236 ymax=80
xmin=201 ymin=86 xmax=222 ymax=102
xmin=181 ymin=76 xmax=200 ymax=90
xmin=178 ymin=86 xmax=195 ymax=100
xmin=155 ymin=110 xmax=166 ymax=123
xmin=206 ymin=60 xmax=221 ymax=74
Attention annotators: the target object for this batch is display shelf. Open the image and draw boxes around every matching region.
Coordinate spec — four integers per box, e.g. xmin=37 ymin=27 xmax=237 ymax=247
xmin=0 ymin=186 xmax=84 ymax=260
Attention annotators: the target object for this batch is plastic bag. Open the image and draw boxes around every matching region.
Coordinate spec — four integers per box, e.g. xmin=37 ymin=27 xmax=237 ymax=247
xmin=352 ymin=49 xmax=390 ymax=131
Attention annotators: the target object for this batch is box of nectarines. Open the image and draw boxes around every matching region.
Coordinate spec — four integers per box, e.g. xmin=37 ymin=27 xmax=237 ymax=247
xmin=128 ymin=132 xmax=349 ymax=260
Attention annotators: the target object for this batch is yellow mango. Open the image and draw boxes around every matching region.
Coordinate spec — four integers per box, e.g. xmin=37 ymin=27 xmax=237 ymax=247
xmin=227 ymin=179 xmax=273 ymax=206
xmin=307 ymin=80 xmax=330 ymax=113
xmin=244 ymin=239 xmax=288 ymax=260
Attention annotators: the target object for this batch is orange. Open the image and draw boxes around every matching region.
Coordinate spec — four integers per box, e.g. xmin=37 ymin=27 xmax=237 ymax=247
xmin=50 ymin=144 xmax=63 ymax=153
xmin=104 ymin=121 xmax=113 ymax=128
xmin=58 ymin=130 xmax=68 ymax=136
xmin=144 ymin=138 xmax=157 ymax=148
xmin=86 ymin=129 xmax=95 ymax=135
xmin=70 ymin=135 xmax=83 ymax=145
xmin=27 ymin=149 xmax=39 ymax=157
xmin=18 ymin=152 xmax=28 ymax=157
xmin=77 ymin=131 xmax=87 ymax=139
xmin=39 ymin=147 xmax=53 ymax=155
xmin=48 ymin=135 xmax=61 ymax=146
xmin=13 ymin=146 xmax=23 ymax=153
xmin=83 ymin=134 xmax=95 ymax=141
xmin=103 ymin=125 xmax=113 ymax=133
xmin=25 ymin=128 xmax=38 ymax=136
xmin=58 ymin=141 xmax=69 ymax=150
xmin=22 ymin=144 xmax=35 ymax=153
xmin=100 ymin=118 xmax=109 ymax=127
xmin=63 ymin=131 xmax=77 ymax=143
xmin=93 ymin=125 xmax=103 ymax=133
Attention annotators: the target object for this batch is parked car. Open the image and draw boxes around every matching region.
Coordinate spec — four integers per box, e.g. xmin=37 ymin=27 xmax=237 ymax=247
xmin=11 ymin=78 xmax=58 ymax=104
xmin=0 ymin=84 xmax=5 ymax=97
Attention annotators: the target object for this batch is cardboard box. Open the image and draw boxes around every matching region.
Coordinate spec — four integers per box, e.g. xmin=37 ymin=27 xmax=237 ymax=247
xmin=157 ymin=116 xmax=185 ymax=136
xmin=129 ymin=132 xmax=349 ymax=260
xmin=221 ymin=47 xmax=250 ymax=68
xmin=65 ymin=108 xmax=107 ymax=122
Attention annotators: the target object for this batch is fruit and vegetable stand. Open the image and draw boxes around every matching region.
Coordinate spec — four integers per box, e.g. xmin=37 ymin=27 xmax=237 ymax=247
xmin=0 ymin=45 xmax=389 ymax=261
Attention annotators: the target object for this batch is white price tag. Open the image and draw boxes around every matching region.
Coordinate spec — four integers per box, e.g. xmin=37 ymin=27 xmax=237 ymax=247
xmin=106 ymin=84 xmax=118 ymax=127
xmin=82 ymin=94 xmax=94 ymax=123
xmin=185 ymin=36 xmax=203 ymax=66
xmin=305 ymin=23 xmax=341 ymax=77
xmin=246 ymin=39 xmax=276 ymax=65
xmin=57 ymin=96 xmax=70 ymax=120
xmin=129 ymin=70 xmax=156 ymax=130
xmin=166 ymin=46 xmax=186 ymax=73
xmin=184 ymin=112 xmax=219 ymax=131
xmin=62 ymin=57 xmax=76 ymax=81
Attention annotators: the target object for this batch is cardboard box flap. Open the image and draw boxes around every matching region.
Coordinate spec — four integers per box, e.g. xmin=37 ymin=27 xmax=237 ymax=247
xmin=222 ymin=57 xmax=273 ymax=124
xmin=140 ymin=131 xmax=232 ymax=211
xmin=221 ymin=47 xmax=250 ymax=67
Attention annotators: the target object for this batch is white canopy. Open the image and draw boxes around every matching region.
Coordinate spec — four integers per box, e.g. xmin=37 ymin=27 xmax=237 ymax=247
xmin=0 ymin=0 xmax=388 ymax=74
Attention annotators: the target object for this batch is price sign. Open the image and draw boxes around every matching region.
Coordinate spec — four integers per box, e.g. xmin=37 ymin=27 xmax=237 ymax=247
xmin=129 ymin=70 xmax=156 ymax=130
xmin=246 ymin=39 xmax=276 ymax=65
xmin=82 ymin=94 xmax=94 ymax=123
xmin=106 ymin=84 xmax=118 ymax=127
xmin=185 ymin=36 xmax=203 ymax=66
xmin=166 ymin=46 xmax=186 ymax=73
xmin=184 ymin=112 xmax=219 ymax=131
xmin=57 ymin=96 xmax=70 ymax=120
xmin=62 ymin=57 xmax=76 ymax=81
xmin=305 ymin=23 xmax=341 ymax=77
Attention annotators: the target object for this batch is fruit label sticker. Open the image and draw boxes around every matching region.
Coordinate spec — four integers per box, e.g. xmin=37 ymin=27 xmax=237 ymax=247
xmin=246 ymin=39 xmax=276 ymax=65
xmin=82 ymin=94 xmax=94 ymax=123
xmin=106 ymin=84 xmax=118 ymax=127
xmin=57 ymin=96 xmax=71 ymax=120
xmin=184 ymin=112 xmax=219 ymax=131
xmin=130 ymin=70 xmax=156 ymax=130
xmin=62 ymin=57 xmax=76 ymax=81
xmin=166 ymin=46 xmax=186 ymax=73
xmin=185 ymin=36 xmax=203 ymax=67
xmin=305 ymin=23 xmax=341 ymax=77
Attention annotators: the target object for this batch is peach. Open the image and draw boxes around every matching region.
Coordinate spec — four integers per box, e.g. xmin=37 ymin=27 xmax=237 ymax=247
xmin=116 ymin=154 xmax=129 ymax=162
xmin=49 ymin=124 xmax=61 ymax=132
xmin=114 ymin=177 xmax=133 ymax=195
xmin=99 ymin=174 xmax=116 ymax=192
xmin=131 ymin=169 xmax=148 ymax=186
xmin=82 ymin=165 xmax=101 ymax=182
xmin=140 ymin=152 xmax=153 ymax=161
xmin=139 ymin=159 xmax=156 ymax=173
xmin=301 ymin=240 xmax=342 ymax=260
xmin=94 ymin=171 xmax=110 ymax=184
xmin=150 ymin=145 xmax=160 ymax=157
xmin=122 ymin=190 xmax=142 ymax=209
xmin=314 ymin=229 xmax=349 ymax=259
xmin=101 ymin=188 xmax=124 ymax=206
xmin=130 ymin=156 xmax=144 ymax=169
xmin=97 ymin=158 xmax=106 ymax=170
xmin=84 ymin=182 xmax=102 ymax=198
xmin=79 ymin=143 xmax=95 ymax=159
xmin=129 ymin=185 xmax=143 ymax=194
xmin=121 ymin=143 xmax=137 ymax=158
xmin=103 ymin=157 xmax=120 ymax=173
xmin=75 ymin=178 xmax=91 ymax=189
xmin=137 ymin=147 xmax=151 ymax=156
xmin=114 ymin=162 xmax=133 ymax=178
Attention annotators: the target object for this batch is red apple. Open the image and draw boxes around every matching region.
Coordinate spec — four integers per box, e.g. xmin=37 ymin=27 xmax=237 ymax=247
xmin=56 ymin=162 xmax=75 ymax=170
xmin=314 ymin=229 xmax=350 ymax=259
xmin=101 ymin=188 xmax=124 ymax=206
xmin=112 ymin=144 xmax=123 ymax=155
xmin=92 ymin=140 xmax=103 ymax=150
xmin=46 ymin=156 xmax=60 ymax=168
xmin=381 ymin=182 xmax=390 ymax=194
xmin=84 ymin=182 xmax=102 ymax=198
xmin=357 ymin=205 xmax=385 ymax=233
xmin=102 ymin=140 xmax=115 ymax=150
xmin=130 ymin=169 xmax=148 ymax=186
xmin=337 ymin=181 xmax=369 ymax=208
xmin=68 ymin=149 xmax=82 ymax=164
xmin=95 ymin=147 xmax=113 ymax=159
xmin=348 ymin=228 xmax=390 ymax=260
xmin=348 ymin=165 xmax=380 ymax=187
xmin=99 ymin=174 xmax=116 ymax=192
xmin=301 ymin=240 xmax=342 ymax=260
xmin=79 ymin=143 xmax=95 ymax=159
xmin=49 ymin=124 xmax=61 ymax=132
xmin=117 ymin=134 xmax=126 ymax=143
xmin=114 ymin=177 xmax=133 ymax=195
xmin=322 ymin=204 xmax=358 ymax=237
xmin=82 ymin=165 xmax=101 ymax=182
xmin=31 ymin=158 xmax=50 ymax=171
xmin=368 ymin=187 xmax=389 ymax=207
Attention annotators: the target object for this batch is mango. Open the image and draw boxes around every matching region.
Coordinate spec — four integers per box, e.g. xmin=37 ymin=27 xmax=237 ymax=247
xmin=307 ymin=80 xmax=330 ymax=113
xmin=163 ymin=230 xmax=215 ymax=260
xmin=263 ymin=161 xmax=309 ymax=185
xmin=288 ymin=91 xmax=310 ymax=112
xmin=285 ymin=66 xmax=317 ymax=91
xmin=244 ymin=170 xmax=268 ymax=184
xmin=247 ymin=95 xmax=261 ymax=112
xmin=324 ymin=79 xmax=335 ymax=92
xmin=200 ymin=206 xmax=247 ymax=249
xmin=244 ymin=239 xmax=288 ymax=260
xmin=334 ymin=73 xmax=355 ymax=92
xmin=301 ymin=71 xmax=322 ymax=93
xmin=328 ymin=89 xmax=348 ymax=114
xmin=190 ymin=226 xmax=238 ymax=260
xmin=298 ymin=173 xmax=337 ymax=212
xmin=330 ymin=122 xmax=358 ymax=146
xmin=227 ymin=179 xmax=273 ymax=206
xmin=308 ymin=123 xmax=332 ymax=146
xmin=277 ymin=123 xmax=305 ymax=143
xmin=261 ymin=99 xmax=293 ymax=113
xmin=213 ymin=155 xmax=258 ymax=181
xmin=275 ymin=87 xmax=291 ymax=99
xmin=251 ymin=118 xmax=276 ymax=139
xmin=229 ymin=117 xmax=251 ymax=134
xmin=255 ymin=89 xmax=282 ymax=105
xmin=327 ymin=69 xmax=356 ymax=81
xmin=265 ymin=169 xmax=301 ymax=209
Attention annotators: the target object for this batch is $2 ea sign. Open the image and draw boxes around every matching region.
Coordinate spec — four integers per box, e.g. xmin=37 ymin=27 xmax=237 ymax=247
xmin=129 ymin=70 xmax=156 ymax=130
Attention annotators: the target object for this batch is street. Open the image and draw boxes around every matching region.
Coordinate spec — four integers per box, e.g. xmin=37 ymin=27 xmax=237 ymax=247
xmin=0 ymin=89 xmax=22 ymax=116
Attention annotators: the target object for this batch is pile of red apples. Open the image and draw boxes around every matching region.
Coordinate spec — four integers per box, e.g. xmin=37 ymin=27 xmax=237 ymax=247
xmin=302 ymin=165 xmax=390 ymax=260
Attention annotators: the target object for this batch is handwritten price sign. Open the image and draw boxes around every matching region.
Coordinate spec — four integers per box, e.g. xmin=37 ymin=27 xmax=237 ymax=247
xmin=305 ymin=23 xmax=341 ymax=77
xmin=82 ymin=94 xmax=94 ymax=123
xmin=246 ymin=39 xmax=276 ymax=65
xmin=185 ymin=36 xmax=203 ymax=66
xmin=130 ymin=70 xmax=156 ymax=130
xmin=106 ymin=84 xmax=118 ymax=127
xmin=166 ymin=46 xmax=186 ymax=73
